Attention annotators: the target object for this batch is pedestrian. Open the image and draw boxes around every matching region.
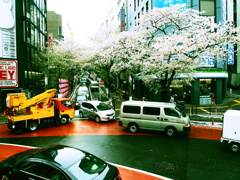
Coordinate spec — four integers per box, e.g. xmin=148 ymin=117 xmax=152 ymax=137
xmin=112 ymin=97 xmax=115 ymax=110
xmin=210 ymin=92 xmax=215 ymax=105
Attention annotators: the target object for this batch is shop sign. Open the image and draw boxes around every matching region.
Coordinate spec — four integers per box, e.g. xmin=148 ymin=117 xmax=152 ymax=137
xmin=0 ymin=59 xmax=18 ymax=87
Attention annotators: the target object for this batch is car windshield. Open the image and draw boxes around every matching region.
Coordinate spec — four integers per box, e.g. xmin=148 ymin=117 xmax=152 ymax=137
xmin=78 ymin=90 xmax=88 ymax=94
xmin=175 ymin=107 xmax=187 ymax=117
xmin=68 ymin=154 xmax=106 ymax=179
xmin=77 ymin=96 xmax=87 ymax=101
xmin=96 ymin=103 xmax=111 ymax=111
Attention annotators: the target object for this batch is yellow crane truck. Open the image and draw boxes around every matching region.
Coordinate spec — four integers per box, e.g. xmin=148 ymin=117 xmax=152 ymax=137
xmin=4 ymin=89 xmax=75 ymax=134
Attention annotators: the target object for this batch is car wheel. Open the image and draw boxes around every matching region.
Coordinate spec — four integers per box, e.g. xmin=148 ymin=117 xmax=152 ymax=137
xmin=1 ymin=174 xmax=10 ymax=180
xmin=27 ymin=121 xmax=38 ymax=132
xmin=165 ymin=127 xmax=177 ymax=137
xmin=230 ymin=143 xmax=240 ymax=153
xmin=128 ymin=123 xmax=139 ymax=133
xmin=79 ymin=111 xmax=84 ymax=118
xmin=59 ymin=116 xmax=69 ymax=125
xmin=95 ymin=116 xmax=101 ymax=123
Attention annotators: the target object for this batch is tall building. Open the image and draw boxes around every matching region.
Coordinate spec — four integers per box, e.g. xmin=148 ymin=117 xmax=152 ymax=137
xmin=104 ymin=0 xmax=239 ymax=105
xmin=0 ymin=0 xmax=47 ymax=111
xmin=47 ymin=11 xmax=64 ymax=42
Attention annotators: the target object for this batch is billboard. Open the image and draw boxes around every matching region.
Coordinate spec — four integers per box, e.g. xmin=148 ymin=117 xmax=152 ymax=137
xmin=156 ymin=0 xmax=187 ymax=8
xmin=0 ymin=0 xmax=17 ymax=59
xmin=0 ymin=59 xmax=18 ymax=87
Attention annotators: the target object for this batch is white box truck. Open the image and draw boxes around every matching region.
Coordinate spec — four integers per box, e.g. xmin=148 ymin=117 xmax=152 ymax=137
xmin=221 ymin=109 xmax=240 ymax=152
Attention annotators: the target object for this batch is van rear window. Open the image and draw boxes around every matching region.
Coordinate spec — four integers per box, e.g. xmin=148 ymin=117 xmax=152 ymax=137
xmin=123 ymin=105 xmax=141 ymax=114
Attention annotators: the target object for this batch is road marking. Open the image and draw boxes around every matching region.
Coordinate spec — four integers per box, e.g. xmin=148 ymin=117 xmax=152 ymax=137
xmin=110 ymin=162 xmax=173 ymax=180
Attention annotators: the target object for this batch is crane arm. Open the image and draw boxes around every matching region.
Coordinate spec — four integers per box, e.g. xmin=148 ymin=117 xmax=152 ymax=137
xmin=6 ymin=89 xmax=57 ymax=111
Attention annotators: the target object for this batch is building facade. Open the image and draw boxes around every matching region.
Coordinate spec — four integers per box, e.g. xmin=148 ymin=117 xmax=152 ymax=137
xmin=105 ymin=0 xmax=239 ymax=105
xmin=0 ymin=0 xmax=47 ymax=111
xmin=47 ymin=11 xmax=63 ymax=42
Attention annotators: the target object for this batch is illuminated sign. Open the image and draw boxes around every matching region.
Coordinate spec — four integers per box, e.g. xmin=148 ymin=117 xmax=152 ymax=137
xmin=120 ymin=9 xmax=125 ymax=32
xmin=0 ymin=0 xmax=16 ymax=59
xmin=228 ymin=43 xmax=234 ymax=65
xmin=0 ymin=59 xmax=18 ymax=87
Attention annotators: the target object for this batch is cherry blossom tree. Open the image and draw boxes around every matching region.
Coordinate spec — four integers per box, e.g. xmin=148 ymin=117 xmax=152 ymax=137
xmin=93 ymin=4 xmax=240 ymax=101
xmin=93 ymin=30 xmax=144 ymax=91
xmin=43 ymin=39 xmax=92 ymax=90
xmin=132 ymin=5 xmax=239 ymax=101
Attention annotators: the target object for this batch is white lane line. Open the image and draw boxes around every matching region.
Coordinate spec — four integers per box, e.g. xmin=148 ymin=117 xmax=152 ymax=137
xmin=109 ymin=162 xmax=173 ymax=180
xmin=0 ymin=143 xmax=36 ymax=149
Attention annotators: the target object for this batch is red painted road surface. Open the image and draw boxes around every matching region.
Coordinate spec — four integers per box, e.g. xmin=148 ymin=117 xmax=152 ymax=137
xmin=0 ymin=120 xmax=222 ymax=180
xmin=0 ymin=120 xmax=222 ymax=140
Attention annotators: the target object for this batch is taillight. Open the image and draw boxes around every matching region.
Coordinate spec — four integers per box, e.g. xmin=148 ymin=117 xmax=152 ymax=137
xmin=184 ymin=123 xmax=190 ymax=127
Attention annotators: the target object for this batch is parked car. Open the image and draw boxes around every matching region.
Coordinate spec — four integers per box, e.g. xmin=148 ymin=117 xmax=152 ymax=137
xmin=119 ymin=100 xmax=190 ymax=137
xmin=75 ymin=95 xmax=88 ymax=108
xmin=80 ymin=77 xmax=87 ymax=83
xmin=0 ymin=145 xmax=121 ymax=180
xmin=77 ymin=86 xmax=89 ymax=96
xmin=79 ymin=101 xmax=115 ymax=122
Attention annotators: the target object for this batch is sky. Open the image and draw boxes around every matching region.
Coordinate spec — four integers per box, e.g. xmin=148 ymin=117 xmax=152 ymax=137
xmin=47 ymin=0 xmax=111 ymax=44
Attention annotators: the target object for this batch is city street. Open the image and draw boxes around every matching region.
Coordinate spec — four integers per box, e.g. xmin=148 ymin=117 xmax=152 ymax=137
xmin=1 ymin=115 xmax=240 ymax=180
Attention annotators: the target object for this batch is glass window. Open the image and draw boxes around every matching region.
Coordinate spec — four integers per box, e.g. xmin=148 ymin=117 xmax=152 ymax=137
xmin=123 ymin=105 xmax=141 ymax=114
xmin=143 ymin=107 xmax=160 ymax=116
xmin=20 ymin=161 xmax=67 ymax=180
xmin=164 ymin=108 xmax=179 ymax=117
xmin=61 ymin=100 xmax=73 ymax=108
xmin=200 ymin=0 xmax=215 ymax=16
xmin=68 ymin=154 xmax=106 ymax=179
xmin=96 ymin=103 xmax=111 ymax=111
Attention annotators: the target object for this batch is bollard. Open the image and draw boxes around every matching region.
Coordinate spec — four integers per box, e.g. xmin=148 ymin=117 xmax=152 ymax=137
xmin=212 ymin=117 xmax=214 ymax=126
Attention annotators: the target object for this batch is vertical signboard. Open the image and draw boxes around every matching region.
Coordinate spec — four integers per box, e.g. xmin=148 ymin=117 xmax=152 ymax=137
xmin=120 ymin=9 xmax=125 ymax=32
xmin=156 ymin=0 xmax=187 ymax=8
xmin=0 ymin=60 xmax=18 ymax=87
xmin=227 ymin=0 xmax=234 ymax=21
xmin=0 ymin=0 xmax=17 ymax=59
xmin=228 ymin=43 xmax=234 ymax=65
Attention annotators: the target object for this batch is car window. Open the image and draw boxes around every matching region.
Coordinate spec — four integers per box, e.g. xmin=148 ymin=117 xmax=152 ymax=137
xmin=61 ymin=100 xmax=73 ymax=108
xmin=20 ymin=161 xmax=67 ymax=180
xmin=96 ymin=103 xmax=111 ymax=111
xmin=68 ymin=154 xmax=106 ymax=179
xmin=77 ymin=96 xmax=87 ymax=101
xmin=82 ymin=102 xmax=89 ymax=108
xmin=89 ymin=104 xmax=96 ymax=110
xmin=164 ymin=108 xmax=179 ymax=117
xmin=143 ymin=107 xmax=160 ymax=115
xmin=123 ymin=105 xmax=141 ymax=114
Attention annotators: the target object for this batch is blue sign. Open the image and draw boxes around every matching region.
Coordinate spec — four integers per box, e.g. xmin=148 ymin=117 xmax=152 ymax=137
xmin=156 ymin=0 xmax=187 ymax=8
xmin=228 ymin=43 xmax=234 ymax=65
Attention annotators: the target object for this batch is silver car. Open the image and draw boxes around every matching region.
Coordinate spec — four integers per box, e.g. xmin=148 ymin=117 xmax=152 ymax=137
xmin=79 ymin=101 xmax=115 ymax=122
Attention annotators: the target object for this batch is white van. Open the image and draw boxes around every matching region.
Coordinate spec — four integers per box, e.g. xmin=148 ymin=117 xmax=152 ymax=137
xmin=119 ymin=101 xmax=190 ymax=136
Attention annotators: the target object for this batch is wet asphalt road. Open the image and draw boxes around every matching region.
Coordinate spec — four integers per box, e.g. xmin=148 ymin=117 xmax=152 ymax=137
xmin=1 ymin=122 xmax=240 ymax=180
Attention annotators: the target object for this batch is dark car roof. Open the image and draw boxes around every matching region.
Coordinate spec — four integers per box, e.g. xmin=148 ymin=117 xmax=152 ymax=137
xmin=32 ymin=145 xmax=86 ymax=168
